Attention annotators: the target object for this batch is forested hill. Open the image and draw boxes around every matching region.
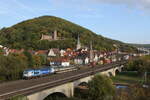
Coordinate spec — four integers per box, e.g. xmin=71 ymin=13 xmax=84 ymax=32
xmin=0 ymin=16 xmax=136 ymax=52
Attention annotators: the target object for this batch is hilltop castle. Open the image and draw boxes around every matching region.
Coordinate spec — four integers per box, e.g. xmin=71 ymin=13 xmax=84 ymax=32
xmin=41 ymin=30 xmax=58 ymax=41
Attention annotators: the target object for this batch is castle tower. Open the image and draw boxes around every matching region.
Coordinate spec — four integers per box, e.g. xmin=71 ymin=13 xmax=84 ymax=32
xmin=53 ymin=30 xmax=57 ymax=40
xmin=41 ymin=34 xmax=44 ymax=40
xmin=76 ymin=35 xmax=81 ymax=50
xmin=90 ymin=41 xmax=94 ymax=62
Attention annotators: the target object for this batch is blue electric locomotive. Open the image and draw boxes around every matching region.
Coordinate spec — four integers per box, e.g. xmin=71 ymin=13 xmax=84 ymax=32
xmin=23 ymin=67 xmax=55 ymax=79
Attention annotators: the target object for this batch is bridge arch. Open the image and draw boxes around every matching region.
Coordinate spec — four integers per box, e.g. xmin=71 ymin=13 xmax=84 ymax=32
xmin=27 ymin=83 xmax=74 ymax=100
xmin=44 ymin=92 xmax=67 ymax=100
xmin=108 ymin=72 xmax=113 ymax=77
xmin=78 ymin=82 xmax=88 ymax=87
xmin=74 ymin=76 xmax=92 ymax=87
xmin=115 ymin=69 xmax=120 ymax=75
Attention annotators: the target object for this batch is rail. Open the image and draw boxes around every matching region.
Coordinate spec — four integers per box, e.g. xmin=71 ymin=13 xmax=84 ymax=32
xmin=0 ymin=61 xmax=127 ymax=100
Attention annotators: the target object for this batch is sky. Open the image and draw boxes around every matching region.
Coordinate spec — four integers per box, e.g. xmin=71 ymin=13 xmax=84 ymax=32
xmin=0 ymin=0 xmax=150 ymax=44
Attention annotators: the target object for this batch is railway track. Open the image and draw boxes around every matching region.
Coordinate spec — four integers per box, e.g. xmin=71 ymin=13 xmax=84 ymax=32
xmin=0 ymin=61 xmax=126 ymax=100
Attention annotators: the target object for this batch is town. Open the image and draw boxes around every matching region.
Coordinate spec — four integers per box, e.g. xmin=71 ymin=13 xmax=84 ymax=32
xmin=0 ymin=30 xmax=149 ymax=70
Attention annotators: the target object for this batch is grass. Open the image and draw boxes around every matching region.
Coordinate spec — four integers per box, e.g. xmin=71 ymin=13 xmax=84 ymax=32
xmin=111 ymin=71 xmax=148 ymax=84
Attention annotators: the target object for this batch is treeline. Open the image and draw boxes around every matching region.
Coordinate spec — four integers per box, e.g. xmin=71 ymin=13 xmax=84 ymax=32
xmin=0 ymin=16 xmax=136 ymax=52
xmin=126 ymin=55 xmax=150 ymax=75
xmin=0 ymin=52 xmax=46 ymax=81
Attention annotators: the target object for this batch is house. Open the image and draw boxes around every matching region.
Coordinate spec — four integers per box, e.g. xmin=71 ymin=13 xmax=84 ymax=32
xmin=61 ymin=59 xmax=70 ymax=67
xmin=74 ymin=58 xmax=83 ymax=65
xmin=52 ymin=48 xmax=60 ymax=56
xmin=93 ymin=54 xmax=99 ymax=62
xmin=49 ymin=58 xmax=70 ymax=67
xmin=3 ymin=47 xmax=9 ymax=56
xmin=28 ymin=50 xmax=36 ymax=55
xmin=74 ymin=52 xmax=89 ymax=65
xmin=85 ymin=57 xmax=89 ymax=64
xmin=8 ymin=49 xmax=24 ymax=54
xmin=98 ymin=60 xmax=104 ymax=65
xmin=0 ymin=45 xmax=3 ymax=48
xmin=99 ymin=53 xmax=104 ymax=58
xmin=35 ymin=50 xmax=48 ymax=55
xmin=62 ymin=48 xmax=74 ymax=57
xmin=48 ymin=49 xmax=56 ymax=57
xmin=81 ymin=48 xmax=88 ymax=52
xmin=60 ymin=49 xmax=66 ymax=57
xmin=48 ymin=49 xmax=57 ymax=57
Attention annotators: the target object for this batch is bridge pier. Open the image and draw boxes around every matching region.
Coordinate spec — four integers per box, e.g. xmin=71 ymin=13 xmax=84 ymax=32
xmin=100 ymin=69 xmax=116 ymax=77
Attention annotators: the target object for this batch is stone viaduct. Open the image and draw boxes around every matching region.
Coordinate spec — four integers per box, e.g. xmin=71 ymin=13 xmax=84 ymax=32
xmin=27 ymin=65 xmax=124 ymax=100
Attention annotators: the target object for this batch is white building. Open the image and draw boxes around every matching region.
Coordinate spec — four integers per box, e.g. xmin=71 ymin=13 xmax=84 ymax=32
xmin=94 ymin=54 xmax=99 ymax=62
xmin=60 ymin=50 xmax=66 ymax=57
xmin=85 ymin=57 xmax=89 ymax=64
xmin=48 ymin=49 xmax=56 ymax=57
xmin=61 ymin=62 xmax=70 ymax=67
xmin=74 ymin=59 xmax=83 ymax=65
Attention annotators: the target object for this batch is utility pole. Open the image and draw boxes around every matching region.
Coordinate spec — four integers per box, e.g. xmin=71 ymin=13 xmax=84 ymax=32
xmin=144 ymin=72 xmax=147 ymax=84
xmin=90 ymin=41 xmax=93 ymax=63
xmin=76 ymin=34 xmax=81 ymax=50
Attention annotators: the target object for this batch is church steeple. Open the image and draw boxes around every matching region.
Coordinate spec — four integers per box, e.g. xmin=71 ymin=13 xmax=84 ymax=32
xmin=76 ymin=34 xmax=81 ymax=50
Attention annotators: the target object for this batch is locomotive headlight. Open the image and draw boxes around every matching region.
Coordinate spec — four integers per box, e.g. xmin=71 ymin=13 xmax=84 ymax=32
xmin=27 ymin=72 xmax=32 ymax=77
xmin=23 ymin=71 xmax=32 ymax=77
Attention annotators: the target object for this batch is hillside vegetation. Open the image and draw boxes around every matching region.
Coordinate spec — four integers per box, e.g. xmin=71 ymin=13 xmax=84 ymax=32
xmin=0 ymin=16 xmax=136 ymax=52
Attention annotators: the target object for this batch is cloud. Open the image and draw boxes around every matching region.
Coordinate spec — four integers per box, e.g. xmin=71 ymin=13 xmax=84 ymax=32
xmin=91 ymin=0 xmax=150 ymax=10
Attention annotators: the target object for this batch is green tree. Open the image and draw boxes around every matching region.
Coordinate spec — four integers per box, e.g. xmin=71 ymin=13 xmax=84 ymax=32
xmin=88 ymin=75 xmax=115 ymax=100
xmin=0 ymin=54 xmax=28 ymax=81
xmin=32 ymin=55 xmax=42 ymax=68
xmin=23 ymin=51 xmax=34 ymax=67
xmin=39 ymin=54 xmax=47 ymax=65
xmin=126 ymin=55 xmax=150 ymax=75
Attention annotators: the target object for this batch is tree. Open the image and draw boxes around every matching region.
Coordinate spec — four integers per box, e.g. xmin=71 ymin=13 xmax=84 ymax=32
xmin=126 ymin=55 xmax=150 ymax=75
xmin=39 ymin=54 xmax=47 ymax=65
xmin=32 ymin=55 xmax=42 ymax=68
xmin=23 ymin=51 xmax=34 ymax=67
xmin=0 ymin=54 xmax=28 ymax=81
xmin=88 ymin=75 xmax=115 ymax=100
